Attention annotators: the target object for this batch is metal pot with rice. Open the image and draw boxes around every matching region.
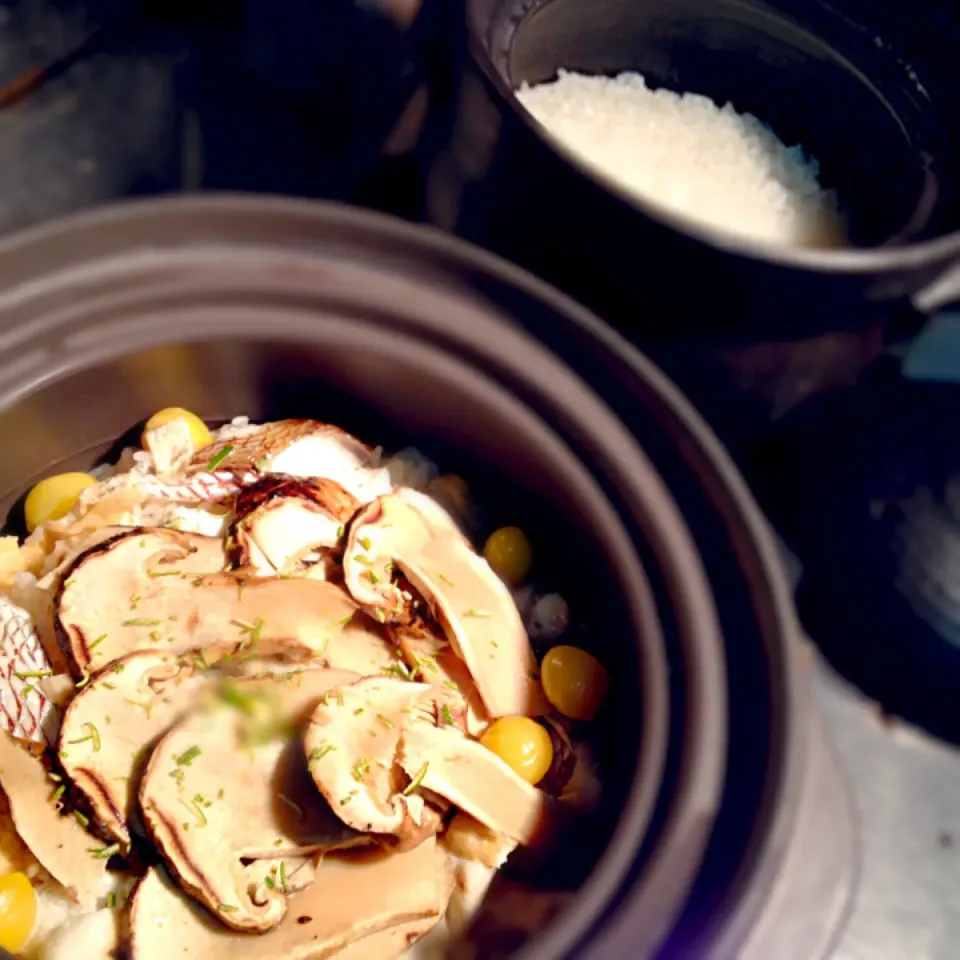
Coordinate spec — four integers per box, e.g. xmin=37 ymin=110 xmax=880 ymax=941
xmin=0 ymin=196 xmax=850 ymax=958
xmin=427 ymin=0 xmax=960 ymax=447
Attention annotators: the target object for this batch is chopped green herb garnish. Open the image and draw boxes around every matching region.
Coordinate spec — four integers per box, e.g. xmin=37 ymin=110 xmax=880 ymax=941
xmin=439 ymin=573 xmax=455 ymax=587
xmin=103 ymin=682 xmax=117 ymax=690
xmin=21 ymin=684 xmax=34 ymax=697
xmin=403 ymin=762 xmax=429 ymax=795
xmin=461 ymin=609 xmax=491 ymax=618
xmin=175 ymin=745 xmax=202 ymax=767
xmin=67 ymin=721 xmax=101 ymax=751
xmin=148 ymin=569 xmax=182 ymax=578
xmin=207 ymin=444 xmax=234 ymax=471
xmin=353 ymin=707 xmax=364 ymax=716
xmin=88 ymin=843 xmax=119 ymax=860
xmin=279 ymin=860 xmax=290 ymax=893
xmin=107 ymin=892 xmax=117 ymax=908
xmin=338 ymin=614 xmax=354 ymax=627
xmin=178 ymin=797 xmax=207 ymax=828
xmin=121 ymin=618 xmax=163 ymax=627
xmin=376 ymin=714 xmax=395 ymax=729
xmin=358 ymin=535 xmax=372 ymax=551
xmin=351 ymin=758 xmax=370 ymax=782
xmin=308 ymin=743 xmax=334 ymax=765
xmin=264 ymin=875 xmax=276 ymax=890
xmin=217 ymin=904 xmax=239 ymax=913
xmin=382 ymin=662 xmax=413 ymax=680
xmin=440 ymin=704 xmax=454 ymax=725
xmin=74 ymin=810 xmax=90 ymax=827
xmin=51 ymin=784 xmax=65 ymax=804
xmin=14 ymin=670 xmax=52 ymax=680
xmin=124 ymin=698 xmax=154 ymax=719
xmin=89 ymin=633 xmax=107 ymax=651
xmin=110 ymin=663 xmax=126 ymax=674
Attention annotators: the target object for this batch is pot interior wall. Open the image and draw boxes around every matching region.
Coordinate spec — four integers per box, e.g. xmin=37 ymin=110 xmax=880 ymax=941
xmin=0 ymin=333 xmax=659 ymax=913
xmin=492 ymin=0 xmax=960 ymax=247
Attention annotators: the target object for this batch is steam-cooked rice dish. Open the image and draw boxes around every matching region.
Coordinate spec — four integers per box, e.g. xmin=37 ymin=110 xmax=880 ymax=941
xmin=0 ymin=409 xmax=607 ymax=959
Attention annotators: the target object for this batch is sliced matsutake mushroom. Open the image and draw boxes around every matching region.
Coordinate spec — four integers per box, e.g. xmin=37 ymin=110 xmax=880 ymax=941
xmin=389 ymin=617 xmax=489 ymax=737
xmin=306 ymin=678 xmax=549 ymax=850
xmin=186 ymin=419 xmax=393 ymax=504
xmin=54 ymin=527 xmax=225 ymax=675
xmin=139 ymin=668 xmax=370 ymax=932
xmin=0 ymin=731 xmax=107 ymax=908
xmin=226 ymin=474 xmax=359 ymax=576
xmin=398 ymin=723 xmax=551 ymax=846
xmin=129 ymin=838 xmax=443 ymax=960
xmin=344 ymin=489 xmax=548 ymax=717
xmin=304 ymin=678 xmax=466 ymax=851
xmin=55 ymin=529 xmax=395 ymax=678
xmin=58 ymin=650 xmax=212 ymax=851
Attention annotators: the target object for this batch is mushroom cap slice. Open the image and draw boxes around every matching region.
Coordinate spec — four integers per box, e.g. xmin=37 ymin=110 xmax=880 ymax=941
xmin=139 ymin=668 xmax=368 ymax=932
xmin=226 ymin=474 xmax=359 ymax=576
xmin=304 ymin=678 xmax=465 ymax=849
xmin=0 ymin=596 xmax=60 ymax=747
xmin=54 ymin=528 xmax=226 ymax=676
xmin=344 ymin=491 xmax=548 ymax=717
xmin=186 ymin=420 xmax=393 ymax=505
xmin=0 ymin=731 xmax=107 ymax=908
xmin=58 ymin=650 xmax=211 ymax=851
xmin=55 ymin=529 xmax=395 ymax=678
xmin=128 ymin=839 xmax=444 ymax=959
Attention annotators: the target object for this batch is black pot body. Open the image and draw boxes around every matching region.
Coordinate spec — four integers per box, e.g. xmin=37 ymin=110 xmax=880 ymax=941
xmin=427 ymin=0 xmax=960 ymax=444
xmin=0 ymin=196 xmax=809 ymax=959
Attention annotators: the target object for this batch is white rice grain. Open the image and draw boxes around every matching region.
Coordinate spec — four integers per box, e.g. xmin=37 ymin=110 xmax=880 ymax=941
xmin=516 ymin=70 xmax=844 ymax=247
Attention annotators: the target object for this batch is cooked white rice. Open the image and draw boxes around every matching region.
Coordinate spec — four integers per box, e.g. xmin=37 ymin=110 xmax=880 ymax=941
xmin=516 ymin=70 xmax=844 ymax=247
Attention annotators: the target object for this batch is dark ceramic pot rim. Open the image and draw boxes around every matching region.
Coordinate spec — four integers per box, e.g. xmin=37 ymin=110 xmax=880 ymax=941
xmin=0 ymin=194 xmax=739 ymax=958
xmin=467 ymin=4 xmax=960 ymax=280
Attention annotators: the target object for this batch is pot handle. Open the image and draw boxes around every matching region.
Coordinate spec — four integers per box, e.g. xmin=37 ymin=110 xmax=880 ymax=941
xmin=900 ymin=262 xmax=960 ymax=382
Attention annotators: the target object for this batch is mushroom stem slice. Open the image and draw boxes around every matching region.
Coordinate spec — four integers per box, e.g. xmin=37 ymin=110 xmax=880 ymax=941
xmin=344 ymin=490 xmax=548 ymax=717
xmin=304 ymin=679 xmax=464 ymax=850
xmin=139 ymin=668 xmax=366 ymax=933
xmin=129 ymin=839 xmax=443 ymax=960
xmin=58 ymin=650 xmax=211 ymax=851
xmin=398 ymin=725 xmax=551 ymax=846
xmin=0 ymin=731 xmax=106 ymax=908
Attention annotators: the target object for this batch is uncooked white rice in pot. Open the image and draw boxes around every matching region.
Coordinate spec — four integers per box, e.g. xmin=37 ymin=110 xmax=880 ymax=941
xmin=515 ymin=70 xmax=845 ymax=248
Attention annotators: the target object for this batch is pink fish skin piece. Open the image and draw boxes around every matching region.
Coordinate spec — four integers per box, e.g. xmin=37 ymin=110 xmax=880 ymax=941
xmin=136 ymin=471 xmax=255 ymax=504
xmin=0 ymin=599 xmax=59 ymax=747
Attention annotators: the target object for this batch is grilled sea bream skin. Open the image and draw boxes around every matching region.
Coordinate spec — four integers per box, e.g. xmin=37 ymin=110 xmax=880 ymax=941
xmin=0 ymin=598 xmax=60 ymax=747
